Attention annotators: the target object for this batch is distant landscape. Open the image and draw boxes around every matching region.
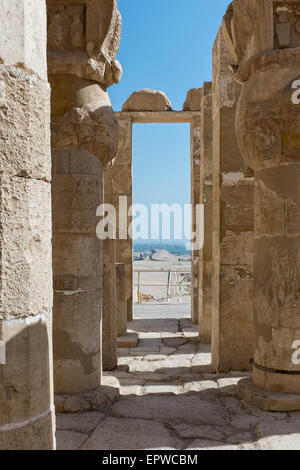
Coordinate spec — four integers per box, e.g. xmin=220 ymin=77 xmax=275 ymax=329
xmin=133 ymin=239 xmax=191 ymax=256
xmin=133 ymin=241 xmax=191 ymax=304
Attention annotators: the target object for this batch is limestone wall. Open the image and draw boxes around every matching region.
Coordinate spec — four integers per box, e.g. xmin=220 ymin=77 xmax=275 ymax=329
xmin=211 ymin=29 xmax=254 ymax=372
xmin=106 ymin=114 xmax=133 ymax=323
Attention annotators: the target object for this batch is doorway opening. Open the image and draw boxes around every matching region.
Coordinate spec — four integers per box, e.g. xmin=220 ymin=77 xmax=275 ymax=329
xmin=132 ymin=123 xmax=192 ymax=321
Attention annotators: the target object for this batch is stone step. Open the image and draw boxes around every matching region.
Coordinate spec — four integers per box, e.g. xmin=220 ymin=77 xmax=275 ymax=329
xmin=117 ymin=333 xmax=139 ymax=349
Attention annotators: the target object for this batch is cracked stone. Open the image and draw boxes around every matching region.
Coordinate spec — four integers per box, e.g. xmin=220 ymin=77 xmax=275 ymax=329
xmin=81 ymin=417 xmax=181 ymax=450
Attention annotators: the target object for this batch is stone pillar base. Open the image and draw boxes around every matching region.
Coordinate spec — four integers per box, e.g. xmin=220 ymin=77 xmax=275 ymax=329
xmin=0 ymin=408 xmax=55 ymax=451
xmin=117 ymin=332 xmax=139 ymax=348
xmin=237 ymin=378 xmax=300 ymax=412
xmin=55 ymin=385 xmax=119 ymax=414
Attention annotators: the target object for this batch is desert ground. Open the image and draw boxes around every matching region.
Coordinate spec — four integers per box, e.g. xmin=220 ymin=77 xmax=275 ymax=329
xmin=133 ymin=249 xmax=191 ymax=304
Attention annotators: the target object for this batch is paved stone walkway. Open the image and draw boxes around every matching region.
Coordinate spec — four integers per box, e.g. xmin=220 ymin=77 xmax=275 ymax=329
xmin=56 ymin=318 xmax=300 ymax=450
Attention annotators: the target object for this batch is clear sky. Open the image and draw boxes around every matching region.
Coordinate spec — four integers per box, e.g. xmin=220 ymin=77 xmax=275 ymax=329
xmin=109 ymin=0 xmax=231 ymax=241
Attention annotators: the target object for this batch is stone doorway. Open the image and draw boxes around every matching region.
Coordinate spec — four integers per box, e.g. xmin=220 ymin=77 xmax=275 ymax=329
xmin=105 ymin=89 xmax=213 ymax=377
xmin=132 ymin=122 xmax=192 ymax=319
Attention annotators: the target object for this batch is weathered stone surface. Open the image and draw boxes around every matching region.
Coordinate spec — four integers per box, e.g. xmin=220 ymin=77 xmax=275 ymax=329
xmin=112 ymin=395 xmax=229 ymax=426
xmin=0 ymin=411 xmax=55 ymax=451
xmin=223 ymin=0 xmax=300 ymax=401
xmin=56 ymin=316 xmax=300 ymax=451
xmin=117 ymin=332 xmax=139 ymax=349
xmin=122 ymin=90 xmax=172 ymax=112
xmin=198 ymin=82 xmax=213 ymax=342
xmin=183 ymin=380 xmax=219 ymax=394
xmin=55 ymin=385 xmax=119 ymax=414
xmin=0 ymin=0 xmax=48 ymax=79
xmin=51 ymin=92 xmax=119 ymax=167
xmin=183 ymin=88 xmax=202 ymax=111
xmin=211 ymin=29 xmax=254 ymax=373
xmin=187 ymin=440 xmax=255 ymax=450
xmin=141 ymin=383 xmax=184 ymax=396
xmin=0 ymin=177 xmax=52 ymax=320
xmin=56 ymin=412 xmax=105 ymax=433
xmin=102 ymin=239 xmax=117 ymax=371
xmin=49 ymin=0 xmax=122 ymax=404
xmin=56 ymin=430 xmax=87 ymax=451
xmin=81 ymin=417 xmax=181 ymax=450
xmin=0 ymin=0 xmax=54 ymax=450
xmin=0 ymin=67 xmax=51 ymax=179
xmin=52 ymin=149 xmax=103 ymax=394
xmin=191 ymin=110 xmax=201 ymax=324
xmin=116 ymin=263 xmax=127 ymax=337
xmin=256 ymin=420 xmax=300 ymax=451
xmin=47 ymin=0 xmax=122 ymax=88
xmin=105 ymin=115 xmax=133 ymax=325
xmin=173 ymin=423 xmax=231 ymax=441
xmin=237 ymin=378 xmax=300 ymax=412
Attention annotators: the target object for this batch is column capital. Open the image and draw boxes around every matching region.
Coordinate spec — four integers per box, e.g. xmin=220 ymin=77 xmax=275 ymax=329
xmin=47 ymin=0 xmax=122 ymax=87
xmin=223 ymin=0 xmax=300 ymax=83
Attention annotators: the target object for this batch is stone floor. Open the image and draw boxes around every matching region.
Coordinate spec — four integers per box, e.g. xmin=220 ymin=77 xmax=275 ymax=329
xmin=56 ymin=317 xmax=300 ymax=450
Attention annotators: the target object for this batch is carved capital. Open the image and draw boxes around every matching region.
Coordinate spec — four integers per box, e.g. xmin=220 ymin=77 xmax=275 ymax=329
xmin=46 ymin=0 xmax=122 ymax=88
xmin=222 ymin=1 xmax=300 ymax=170
xmin=236 ymin=69 xmax=300 ymax=170
xmin=51 ymin=102 xmax=119 ymax=167
xmin=222 ymin=0 xmax=300 ymax=82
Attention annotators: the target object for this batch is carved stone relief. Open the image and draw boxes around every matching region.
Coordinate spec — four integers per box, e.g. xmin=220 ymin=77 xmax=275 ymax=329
xmin=275 ymin=2 xmax=300 ymax=49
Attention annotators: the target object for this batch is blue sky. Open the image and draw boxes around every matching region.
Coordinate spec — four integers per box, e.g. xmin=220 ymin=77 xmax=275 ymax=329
xmin=109 ymin=0 xmax=230 ymax=240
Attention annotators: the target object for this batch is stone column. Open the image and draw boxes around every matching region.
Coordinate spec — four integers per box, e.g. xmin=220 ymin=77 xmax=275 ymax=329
xmin=0 ymin=1 xmax=55 ymax=449
xmin=184 ymin=89 xmax=202 ymax=324
xmin=47 ymin=0 xmax=122 ymax=405
xmin=224 ymin=0 xmax=300 ymax=410
xmin=116 ymin=264 xmax=127 ymax=337
xmin=199 ymin=82 xmax=213 ymax=343
xmin=211 ymin=30 xmax=254 ymax=372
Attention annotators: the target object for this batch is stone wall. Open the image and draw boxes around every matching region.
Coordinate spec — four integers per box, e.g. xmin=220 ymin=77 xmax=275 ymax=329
xmin=189 ymin=92 xmax=202 ymax=325
xmin=106 ymin=114 xmax=133 ymax=323
xmin=199 ymin=82 xmax=213 ymax=343
xmin=211 ymin=29 xmax=254 ymax=372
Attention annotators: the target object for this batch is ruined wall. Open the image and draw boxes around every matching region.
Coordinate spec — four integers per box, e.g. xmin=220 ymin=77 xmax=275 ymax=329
xmin=0 ymin=0 xmax=55 ymax=450
xmin=211 ymin=30 xmax=254 ymax=372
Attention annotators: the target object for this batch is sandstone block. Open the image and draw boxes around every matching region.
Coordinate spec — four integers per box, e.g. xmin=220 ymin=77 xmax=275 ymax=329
xmin=122 ymin=89 xmax=172 ymax=112
xmin=183 ymin=88 xmax=202 ymax=111
xmin=0 ymin=176 xmax=53 ymax=320
xmin=0 ymin=66 xmax=50 ymax=180
xmin=0 ymin=0 xmax=47 ymax=79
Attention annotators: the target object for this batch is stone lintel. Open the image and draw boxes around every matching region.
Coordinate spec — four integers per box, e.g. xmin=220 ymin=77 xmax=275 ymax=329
xmin=115 ymin=111 xmax=199 ymax=124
